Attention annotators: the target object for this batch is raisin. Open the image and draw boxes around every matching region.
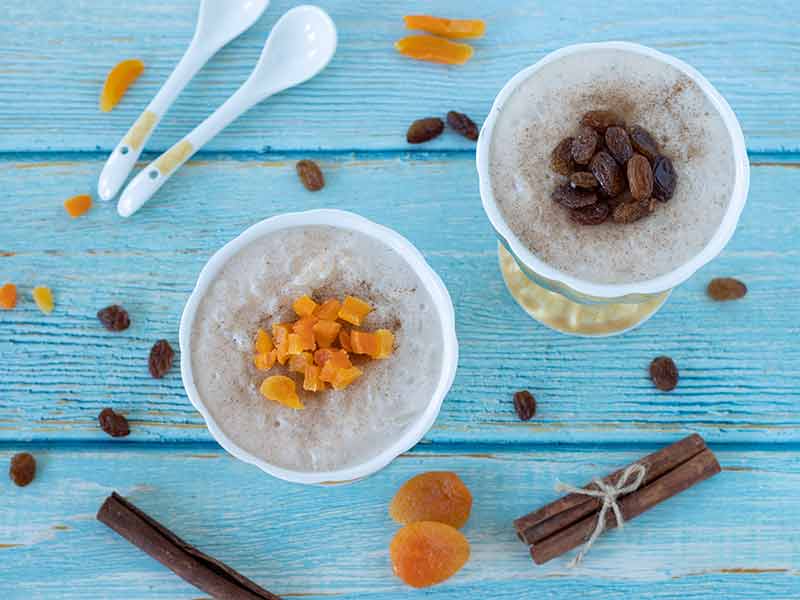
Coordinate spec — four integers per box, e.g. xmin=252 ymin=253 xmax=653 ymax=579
xmin=148 ymin=339 xmax=175 ymax=379
xmin=649 ymin=356 xmax=679 ymax=392
xmin=590 ymin=151 xmax=626 ymax=197
xmin=551 ymin=184 xmax=597 ymax=209
xmin=390 ymin=522 xmax=470 ymax=588
xmin=569 ymin=171 xmax=598 ymax=189
xmin=613 ymin=198 xmax=655 ymax=224
xmin=407 ymin=117 xmax=444 ymax=144
xmin=653 ymin=156 xmax=677 ymax=202
xmin=627 ymin=154 xmax=654 ymax=200
xmin=629 ymin=125 xmax=660 ymax=162
xmin=570 ymin=201 xmax=610 ymax=226
xmin=605 ymin=126 xmax=634 ymax=165
xmin=581 ymin=110 xmax=624 ymax=132
xmin=390 ymin=472 xmax=473 ymax=529
xmin=550 ymin=137 xmax=575 ymax=176
xmin=9 ymin=452 xmax=36 ymax=487
xmin=97 ymin=305 xmax=131 ymax=331
xmin=446 ymin=111 xmax=479 ymax=141
xmin=295 ymin=160 xmax=325 ymax=191
xmin=98 ymin=408 xmax=130 ymax=438
xmin=707 ymin=278 xmax=747 ymax=301
xmin=513 ymin=390 xmax=536 ymax=421
xmin=571 ymin=125 xmax=598 ymax=165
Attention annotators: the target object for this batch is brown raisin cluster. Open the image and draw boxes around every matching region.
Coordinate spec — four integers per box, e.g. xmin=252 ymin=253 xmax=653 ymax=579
xmin=549 ymin=111 xmax=677 ymax=226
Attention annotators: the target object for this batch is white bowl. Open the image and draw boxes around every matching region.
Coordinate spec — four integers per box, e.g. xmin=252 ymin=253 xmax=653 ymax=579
xmin=179 ymin=209 xmax=459 ymax=485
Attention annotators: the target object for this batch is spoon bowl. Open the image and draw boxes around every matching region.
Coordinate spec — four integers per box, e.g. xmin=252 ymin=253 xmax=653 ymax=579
xmin=194 ymin=0 xmax=271 ymax=51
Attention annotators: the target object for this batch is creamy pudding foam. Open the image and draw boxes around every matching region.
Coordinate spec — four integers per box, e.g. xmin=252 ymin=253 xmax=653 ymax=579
xmin=490 ymin=48 xmax=736 ymax=285
xmin=191 ymin=226 xmax=443 ymax=472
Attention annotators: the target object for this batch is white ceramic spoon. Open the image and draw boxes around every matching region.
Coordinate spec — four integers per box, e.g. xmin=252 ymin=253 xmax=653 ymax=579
xmin=118 ymin=5 xmax=337 ymax=218
xmin=97 ymin=0 xmax=270 ymax=202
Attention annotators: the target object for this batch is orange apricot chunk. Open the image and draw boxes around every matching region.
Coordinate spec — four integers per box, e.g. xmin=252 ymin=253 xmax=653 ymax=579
xmin=403 ymin=15 xmax=486 ymax=39
xmin=350 ymin=330 xmax=380 ymax=356
xmin=395 ymin=35 xmax=474 ymax=66
xmin=331 ymin=366 xmax=363 ymax=390
xmin=260 ymin=375 xmax=304 ymax=410
xmin=289 ymin=351 xmax=314 ymax=374
xmin=255 ymin=328 xmax=274 ymax=354
xmin=272 ymin=323 xmax=292 ymax=364
xmin=0 ymin=283 xmax=17 ymax=310
xmin=303 ymin=364 xmax=325 ymax=392
xmin=100 ymin=59 xmax=145 ymax=112
xmin=314 ymin=298 xmax=341 ymax=321
xmin=292 ymin=316 xmax=318 ymax=350
xmin=64 ymin=194 xmax=92 ymax=218
xmin=390 ymin=522 xmax=470 ymax=588
xmin=314 ymin=348 xmax=352 ymax=369
xmin=390 ymin=472 xmax=473 ymax=529
xmin=32 ymin=286 xmax=54 ymax=314
xmin=312 ymin=319 xmax=341 ymax=348
xmin=253 ymin=350 xmax=277 ymax=371
xmin=319 ymin=360 xmax=338 ymax=384
xmin=338 ymin=295 xmax=373 ymax=326
xmin=373 ymin=329 xmax=395 ymax=359
xmin=339 ymin=329 xmax=353 ymax=352
xmin=293 ymin=295 xmax=318 ymax=317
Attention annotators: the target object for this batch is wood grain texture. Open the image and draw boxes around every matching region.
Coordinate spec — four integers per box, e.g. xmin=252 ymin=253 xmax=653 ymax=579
xmin=0 ymin=155 xmax=797 ymax=444
xmin=1 ymin=444 xmax=797 ymax=599
xmin=1 ymin=1 xmax=799 ymax=153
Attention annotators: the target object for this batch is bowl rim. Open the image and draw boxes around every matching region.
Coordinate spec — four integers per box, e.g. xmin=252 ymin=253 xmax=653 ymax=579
xmin=179 ymin=209 xmax=459 ymax=485
xmin=476 ymin=41 xmax=750 ymax=299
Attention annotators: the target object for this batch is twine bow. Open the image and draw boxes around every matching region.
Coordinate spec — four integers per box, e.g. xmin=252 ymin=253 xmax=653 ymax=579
xmin=554 ymin=463 xmax=647 ymax=567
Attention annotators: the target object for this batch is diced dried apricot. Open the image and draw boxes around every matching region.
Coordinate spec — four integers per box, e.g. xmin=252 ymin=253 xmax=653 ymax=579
xmin=390 ymin=472 xmax=473 ymax=529
xmin=287 ymin=333 xmax=305 ymax=356
xmin=403 ymin=15 xmax=486 ymax=39
xmin=332 ymin=366 xmax=363 ymax=390
xmin=314 ymin=298 xmax=341 ymax=321
xmin=312 ymin=319 xmax=341 ymax=348
xmin=292 ymin=295 xmax=318 ymax=317
xmin=255 ymin=328 xmax=274 ymax=354
xmin=289 ymin=351 xmax=314 ymax=374
xmin=272 ymin=323 xmax=292 ymax=364
xmin=303 ymin=364 xmax=325 ymax=392
xmin=373 ymin=329 xmax=395 ymax=359
xmin=253 ymin=350 xmax=277 ymax=371
xmin=314 ymin=348 xmax=352 ymax=369
xmin=319 ymin=360 xmax=338 ymax=384
xmin=350 ymin=330 xmax=380 ymax=356
xmin=0 ymin=283 xmax=17 ymax=310
xmin=64 ymin=194 xmax=92 ymax=218
xmin=338 ymin=295 xmax=373 ymax=326
xmin=339 ymin=329 xmax=353 ymax=352
xmin=32 ymin=286 xmax=54 ymax=314
xmin=292 ymin=316 xmax=318 ymax=350
xmin=260 ymin=375 xmax=304 ymax=410
xmin=390 ymin=522 xmax=470 ymax=588
xmin=395 ymin=35 xmax=474 ymax=65
xmin=100 ymin=59 xmax=145 ymax=112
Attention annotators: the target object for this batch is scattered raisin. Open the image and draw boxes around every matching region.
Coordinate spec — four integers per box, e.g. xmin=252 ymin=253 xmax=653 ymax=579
xmin=407 ymin=118 xmax=444 ymax=144
xmin=148 ymin=339 xmax=175 ymax=379
xmin=613 ymin=198 xmax=655 ymax=224
xmin=295 ymin=160 xmax=325 ymax=191
xmin=390 ymin=472 xmax=473 ymax=529
xmin=707 ymin=278 xmax=747 ymax=301
xmin=581 ymin=110 xmax=624 ymax=132
xmin=653 ymin=156 xmax=677 ymax=202
xmin=98 ymin=408 xmax=130 ymax=438
xmin=571 ymin=126 xmax=598 ymax=165
xmin=550 ymin=137 xmax=576 ymax=176
xmin=629 ymin=125 xmax=660 ymax=162
xmin=649 ymin=356 xmax=679 ymax=392
xmin=570 ymin=201 xmax=610 ymax=226
xmin=627 ymin=154 xmax=654 ymax=200
xmin=446 ymin=111 xmax=479 ymax=141
xmin=569 ymin=171 xmax=598 ymax=189
xmin=605 ymin=126 xmax=634 ymax=165
xmin=590 ymin=151 xmax=625 ymax=197
xmin=9 ymin=452 xmax=36 ymax=487
xmin=513 ymin=390 xmax=536 ymax=421
xmin=97 ymin=305 xmax=131 ymax=331
xmin=390 ymin=522 xmax=470 ymax=589
xmin=551 ymin=184 xmax=597 ymax=209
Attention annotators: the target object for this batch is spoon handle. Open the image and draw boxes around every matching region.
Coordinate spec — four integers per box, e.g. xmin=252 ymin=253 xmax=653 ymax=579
xmin=97 ymin=44 xmax=212 ymax=202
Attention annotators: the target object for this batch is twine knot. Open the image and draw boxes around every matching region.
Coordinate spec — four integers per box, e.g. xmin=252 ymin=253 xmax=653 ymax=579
xmin=554 ymin=463 xmax=647 ymax=567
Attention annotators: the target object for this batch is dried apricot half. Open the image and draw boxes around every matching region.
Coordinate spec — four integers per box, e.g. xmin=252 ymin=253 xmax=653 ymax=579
xmin=390 ymin=521 xmax=470 ymax=588
xmin=390 ymin=471 xmax=473 ymax=529
xmin=64 ymin=194 xmax=92 ymax=218
xmin=260 ymin=375 xmax=304 ymax=410
xmin=32 ymin=286 xmax=54 ymax=314
xmin=0 ymin=283 xmax=17 ymax=310
xmin=403 ymin=15 xmax=486 ymax=39
xmin=100 ymin=59 xmax=145 ymax=112
xmin=395 ymin=35 xmax=474 ymax=65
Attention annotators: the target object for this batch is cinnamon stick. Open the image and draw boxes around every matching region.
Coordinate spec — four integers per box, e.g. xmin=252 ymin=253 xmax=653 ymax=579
xmin=531 ymin=447 xmax=721 ymax=564
xmin=514 ymin=433 xmax=707 ymax=545
xmin=97 ymin=492 xmax=282 ymax=600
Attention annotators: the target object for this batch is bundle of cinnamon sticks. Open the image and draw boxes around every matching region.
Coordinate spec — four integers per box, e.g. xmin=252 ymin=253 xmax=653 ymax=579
xmin=514 ymin=434 xmax=720 ymax=565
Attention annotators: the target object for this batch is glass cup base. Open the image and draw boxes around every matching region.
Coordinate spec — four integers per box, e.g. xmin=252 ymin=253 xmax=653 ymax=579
xmin=498 ymin=244 xmax=670 ymax=337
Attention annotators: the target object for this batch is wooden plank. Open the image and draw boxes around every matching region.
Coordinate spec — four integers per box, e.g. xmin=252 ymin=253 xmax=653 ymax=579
xmin=0 ymin=155 xmax=797 ymax=444
xmin=0 ymin=444 xmax=797 ymax=598
xmin=1 ymin=1 xmax=799 ymax=153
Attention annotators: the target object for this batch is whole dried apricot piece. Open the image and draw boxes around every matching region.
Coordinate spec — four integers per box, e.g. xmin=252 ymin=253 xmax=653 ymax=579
xmin=403 ymin=15 xmax=486 ymax=39
xmin=395 ymin=35 xmax=474 ymax=65
xmin=0 ymin=283 xmax=17 ymax=310
xmin=32 ymin=286 xmax=54 ymax=314
xmin=390 ymin=471 xmax=473 ymax=529
xmin=100 ymin=59 xmax=145 ymax=112
xmin=390 ymin=521 xmax=470 ymax=588
xmin=64 ymin=194 xmax=92 ymax=218
xmin=260 ymin=375 xmax=304 ymax=410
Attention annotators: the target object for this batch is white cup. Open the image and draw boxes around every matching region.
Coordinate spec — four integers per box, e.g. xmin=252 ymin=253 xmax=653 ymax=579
xmin=477 ymin=42 xmax=750 ymax=336
xmin=179 ymin=209 xmax=459 ymax=484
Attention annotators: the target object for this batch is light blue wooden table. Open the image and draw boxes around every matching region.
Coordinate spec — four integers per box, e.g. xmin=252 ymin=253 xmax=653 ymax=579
xmin=1 ymin=1 xmax=799 ymax=598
